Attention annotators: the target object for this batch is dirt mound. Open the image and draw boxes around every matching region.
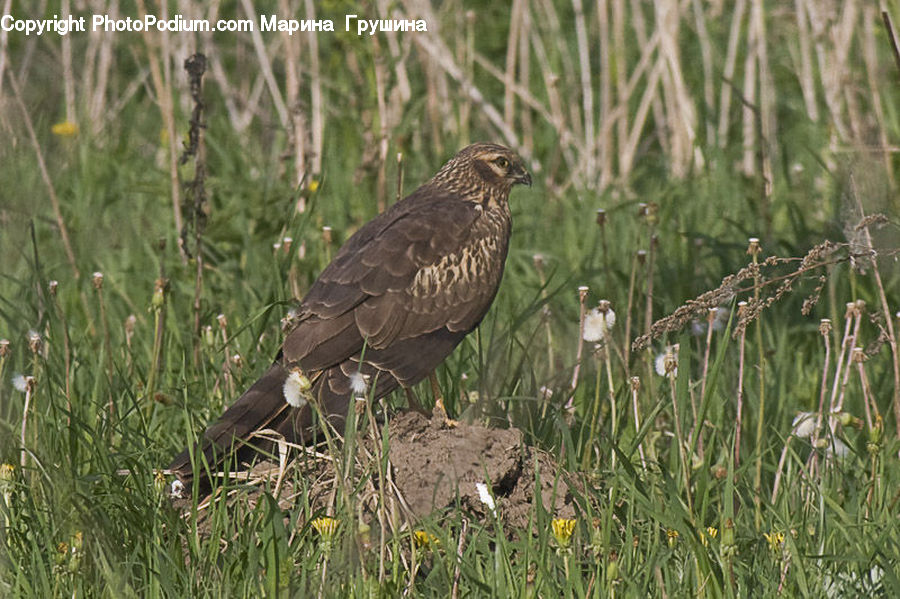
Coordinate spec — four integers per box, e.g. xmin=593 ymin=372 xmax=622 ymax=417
xmin=174 ymin=410 xmax=578 ymax=533
xmin=388 ymin=411 xmax=577 ymax=528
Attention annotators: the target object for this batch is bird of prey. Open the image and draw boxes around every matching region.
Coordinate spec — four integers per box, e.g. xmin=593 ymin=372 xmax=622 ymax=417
xmin=168 ymin=142 xmax=531 ymax=484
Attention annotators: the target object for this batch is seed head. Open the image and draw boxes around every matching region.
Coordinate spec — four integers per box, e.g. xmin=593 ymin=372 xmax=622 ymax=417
xmin=475 ymin=482 xmax=496 ymax=514
xmin=92 ymin=272 xmax=104 ymax=290
xmin=349 ymin=371 xmax=369 ymax=397
xmin=283 ymin=368 xmax=312 ymax=408
xmin=791 ymin=412 xmax=816 ymax=439
xmin=746 ymin=237 xmax=761 ymax=256
xmin=27 ymin=330 xmax=42 ymax=355
xmin=583 ymin=301 xmax=616 ymax=343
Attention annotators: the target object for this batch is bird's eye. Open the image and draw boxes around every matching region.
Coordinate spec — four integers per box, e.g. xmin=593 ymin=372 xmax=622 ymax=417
xmin=494 ymin=157 xmax=509 ymax=169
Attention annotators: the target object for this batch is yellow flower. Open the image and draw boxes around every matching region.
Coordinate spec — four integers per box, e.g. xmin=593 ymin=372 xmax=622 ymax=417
xmin=700 ymin=526 xmax=718 ymax=547
xmin=52 ymin=121 xmax=79 ymax=137
xmin=308 ymin=179 xmax=320 ymax=193
xmin=666 ymin=528 xmax=679 ymax=548
xmin=551 ymin=518 xmax=577 ymax=549
xmin=764 ymin=531 xmax=785 ymax=554
xmin=413 ymin=530 xmax=439 ymax=550
xmin=311 ymin=517 xmax=338 ymax=540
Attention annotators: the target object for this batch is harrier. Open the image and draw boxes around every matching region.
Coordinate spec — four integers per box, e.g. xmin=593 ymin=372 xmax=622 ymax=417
xmin=169 ymin=142 xmax=531 ymax=484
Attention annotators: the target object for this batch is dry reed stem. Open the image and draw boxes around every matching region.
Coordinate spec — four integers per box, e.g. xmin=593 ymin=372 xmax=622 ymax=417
xmin=794 ymin=0 xmax=819 ymax=121
xmin=136 ymin=0 xmax=185 ymax=261
xmin=239 ymin=0 xmax=289 ymax=128
xmin=450 ymin=517 xmax=468 ymax=599
xmin=809 ymin=319 xmax=832 ymax=482
xmin=504 ymin=0 xmax=524 ymax=130
xmin=407 ymin=10 xmax=525 ymax=158
xmin=19 ymin=376 xmax=35 ymax=468
xmin=305 ymin=0 xmax=324 ymax=175
xmin=717 ymin=0 xmax=747 ymax=146
xmin=572 ymin=0 xmax=594 ymax=180
xmin=612 ymin=0 xmax=628 ymax=171
xmin=863 ymin=8 xmax=893 ymax=185
xmin=597 ymin=0 xmax=612 ymax=186
xmin=630 ymin=377 xmax=647 ymax=470
xmin=570 ymin=286 xmax=590 ymax=392
xmin=735 ymin=302 xmax=747 ymax=466
xmin=834 ymin=303 xmax=864 ymax=416
xmin=691 ymin=0 xmax=716 ymax=147
xmin=0 ymin=0 xmax=10 ymax=98
xmin=60 ymin=0 xmax=76 ymax=125
xmin=629 ymin=0 xmax=669 ymax=158
xmin=88 ymin=0 xmax=117 ymax=129
xmin=279 ymin=0 xmax=305 ymax=189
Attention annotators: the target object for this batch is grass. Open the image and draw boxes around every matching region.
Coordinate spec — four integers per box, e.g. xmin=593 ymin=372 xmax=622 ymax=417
xmin=2 ymin=1 xmax=900 ymax=596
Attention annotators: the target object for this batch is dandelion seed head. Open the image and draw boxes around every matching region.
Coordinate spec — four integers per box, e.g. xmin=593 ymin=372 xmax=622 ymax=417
xmin=283 ymin=369 xmax=311 ymax=408
xmin=654 ymin=345 xmax=679 ymax=378
xmin=791 ymin=412 xmax=817 ymax=439
xmin=349 ymin=371 xmax=368 ymax=396
xmin=91 ymin=272 xmax=104 ymax=289
xmin=12 ymin=374 xmax=27 ymax=393
xmin=583 ymin=303 xmax=615 ymax=342
xmin=169 ymin=479 xmax=185 ymax=499
xmin=475 ymin=482 xmax=496 ymax=513
xmin=27 ymin=330 xmax=42 ymax=354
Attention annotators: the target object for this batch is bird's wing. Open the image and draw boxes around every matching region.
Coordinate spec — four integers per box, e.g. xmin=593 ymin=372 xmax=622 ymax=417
xmin=282 ymin=191 xmax=490 ymax=370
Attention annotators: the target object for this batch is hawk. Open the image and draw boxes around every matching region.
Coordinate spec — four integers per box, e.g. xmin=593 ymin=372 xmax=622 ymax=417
xmin=169 ymin=142 xmax=531 ymax=483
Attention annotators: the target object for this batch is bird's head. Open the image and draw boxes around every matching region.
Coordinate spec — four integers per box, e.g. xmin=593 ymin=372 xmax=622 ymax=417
xmin=433 ymin=143 xmax=532 ymax=198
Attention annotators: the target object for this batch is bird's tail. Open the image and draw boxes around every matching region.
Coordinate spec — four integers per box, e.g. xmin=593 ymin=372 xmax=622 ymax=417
xmin=167 ymin=362 xmax=295 ymax=485
xmin=167 ymin=362 xmax=362 ymax=488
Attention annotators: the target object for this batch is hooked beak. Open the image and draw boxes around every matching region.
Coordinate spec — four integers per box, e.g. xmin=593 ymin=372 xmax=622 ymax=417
xmin=513 ymin=168 xmax=532 ymax=187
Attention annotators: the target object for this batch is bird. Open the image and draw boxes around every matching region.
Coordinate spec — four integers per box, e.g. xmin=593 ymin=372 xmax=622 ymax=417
xmin=168 ymin=142 xmax=532 ymax=486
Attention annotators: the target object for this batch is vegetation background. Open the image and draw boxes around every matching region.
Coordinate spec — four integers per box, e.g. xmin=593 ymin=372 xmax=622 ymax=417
xmin=1 ymin=0 xmax=899 ymax=596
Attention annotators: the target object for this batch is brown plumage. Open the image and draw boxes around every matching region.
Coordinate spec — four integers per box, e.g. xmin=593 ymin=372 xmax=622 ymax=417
xmin=168 ymin=142 xmax=531 ymax=484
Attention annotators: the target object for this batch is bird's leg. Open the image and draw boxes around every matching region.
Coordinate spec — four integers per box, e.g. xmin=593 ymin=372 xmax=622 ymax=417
xmin=404 ymin=388 xmax=430 ymax=417
xmin=429 ymin=371 xmax=458 ymax=427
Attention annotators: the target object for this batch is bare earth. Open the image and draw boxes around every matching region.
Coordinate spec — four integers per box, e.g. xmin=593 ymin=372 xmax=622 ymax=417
xmin=175 ymin=410 xmax=578 ymax=535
